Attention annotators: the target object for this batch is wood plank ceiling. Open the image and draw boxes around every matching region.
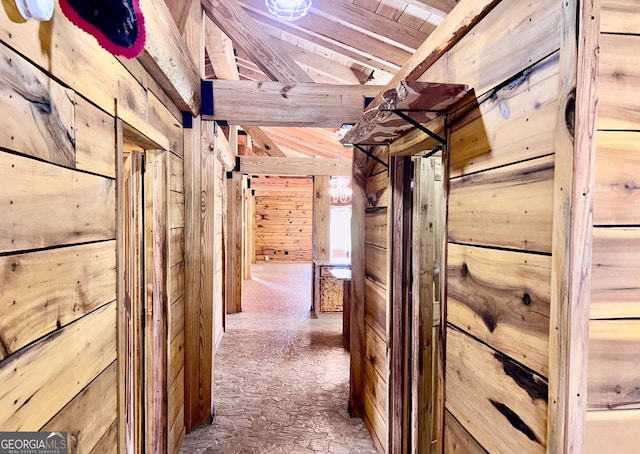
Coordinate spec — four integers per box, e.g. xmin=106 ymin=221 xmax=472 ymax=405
xmin=165 ymin=0 xmax=456 ymax=159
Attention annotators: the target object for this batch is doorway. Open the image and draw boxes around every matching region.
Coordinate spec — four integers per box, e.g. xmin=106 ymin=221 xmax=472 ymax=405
xmin=118 ymin=120 xmax=169 ymax=453
xmin=409 ymin=156 xmax=445 ymax=453
xmin=389 ymin=153 xmax=446 ymax=453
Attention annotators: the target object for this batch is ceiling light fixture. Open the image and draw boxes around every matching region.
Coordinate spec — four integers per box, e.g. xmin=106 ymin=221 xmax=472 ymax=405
xmin=265 ymin=0 xmax=311 ymax=21
xmin=16 ymin=0 xmax=54 ymax=21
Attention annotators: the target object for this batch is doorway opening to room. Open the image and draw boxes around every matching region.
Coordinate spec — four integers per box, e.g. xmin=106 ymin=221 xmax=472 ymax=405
xmin=118 ymin=121 xmax=171 ymax=453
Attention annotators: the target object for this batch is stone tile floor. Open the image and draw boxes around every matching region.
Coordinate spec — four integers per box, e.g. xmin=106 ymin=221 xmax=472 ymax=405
xmin=180 ymin=263 xmax=378 ymax=454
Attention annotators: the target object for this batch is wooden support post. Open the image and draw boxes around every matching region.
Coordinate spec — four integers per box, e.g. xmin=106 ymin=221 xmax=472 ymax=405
xmin=313 ymin=176 xmax=331 ymax=262
xmin=350 ymin=148 xmax=367 ymax=417
xmin=548 ymin=0 xmax=598 ymax=452
xmin=226 ymin=172 xmax=243 ymax=314
xmin=243 ymin=180 xmax=253 ymax=277
xmin=390 ymin=156 xmax=412 ymax=454
xmin=198 ymin=120 xmax=216 ymax=423
xmin=184 ymin=117 xmax=202 ymax=431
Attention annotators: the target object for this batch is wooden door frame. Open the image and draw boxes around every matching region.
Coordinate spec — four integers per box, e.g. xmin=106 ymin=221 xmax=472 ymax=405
xmin=390 ymin=155 xmax=412 ymax=453
xmin=144 ymin=149 xmax=169 ymax=454
xmin=410 ymin=157 xmax=440 ymax=453
xmin=117 ymin=120 xmax=169 ymax=454
xmin=390 ymin=150 xmax=448 ymax=454
xmin=117 ymin=119 xmax=145 ymax=454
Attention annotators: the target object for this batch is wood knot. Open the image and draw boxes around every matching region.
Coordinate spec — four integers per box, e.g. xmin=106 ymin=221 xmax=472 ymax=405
xmin=522 ymin=293 xmax=531 ymax=306
xmin=564 ymin=88 xmax=576 ymax=140
xmin=461 ymin=263 xmax=469 ymax=277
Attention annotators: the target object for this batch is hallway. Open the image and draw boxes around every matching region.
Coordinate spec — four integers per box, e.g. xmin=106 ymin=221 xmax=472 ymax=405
xmin=180 ymin=263 xmax=377 ymax=453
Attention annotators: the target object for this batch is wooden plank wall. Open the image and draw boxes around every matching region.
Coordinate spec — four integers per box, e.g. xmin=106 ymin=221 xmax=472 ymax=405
xmin=362 ymin=146 xmax=390 ymax=452
xmin=0 ymin=4 xmax=185 ymax=452
xmin=586 ymin=1 xmax=640 ymax=452
xmin=253 ymin=180 xmax=313 ymax=262
xmin=404 ymin=0 xmax=562 ymax=450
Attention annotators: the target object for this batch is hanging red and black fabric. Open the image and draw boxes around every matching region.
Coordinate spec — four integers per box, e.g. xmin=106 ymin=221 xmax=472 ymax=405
xmin=59 ymin=0 xmax=146 ymax=59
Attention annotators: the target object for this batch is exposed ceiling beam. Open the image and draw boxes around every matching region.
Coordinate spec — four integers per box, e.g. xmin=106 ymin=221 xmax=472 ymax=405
xmin=204 ymin=81 xmax=383 ymax=127
xmin=368 ymin=0 xmax=500 ymax=109
xmin=164 ymin=0 xmax=193 ymax=33
xmin=201 ymin=0 xmax=313 ymax=82
xmin=242 ymin=126 xmax=287 ymax=157
xmin=235 ymin=46 xmax=360 ymax=84
xmin=204 ymin=16 xmax=239 ymax=80
xmin=138 ymin=0 xmax=201 ymax=114
xmin=270 ymin=41 xmax=365 ymax=85
xmin=248 ymin=10 xmax=400 ymax=74
xmin=238 ymin=156 xmax=351 ymax=176
xmin=308 ymin=0 xmax=430 ymax=51
xmin=239 ymin=0 xmax=412 ymax=67
xmin=263 ymin=126 xmax=352 ymax=158
xmin=202 ymin=19 xmax=293 ymax=158
xmin=407 ymin=0 xmax=459 ymax=16
xmin=235 ymin=54 xmax=265 ymax=74
xmin=261 ymin=127 xmax=351 ymax=159
xmin=238 ymin=69 xmax=270 ymax=81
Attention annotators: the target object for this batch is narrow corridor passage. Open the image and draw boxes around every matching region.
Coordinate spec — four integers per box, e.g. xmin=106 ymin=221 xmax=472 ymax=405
xmin=180 ymin=263 xmax=377 ymax=453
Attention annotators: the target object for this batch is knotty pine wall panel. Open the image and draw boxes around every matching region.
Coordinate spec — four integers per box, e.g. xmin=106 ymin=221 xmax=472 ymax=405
xmin=413 ymin=0 xmax=562 ymax=450
xmin=0 ymin=152 xmax=116 ymax=254
xmin=75 ymin=97 xmax=116 ymax=178
xmin=360 ymin=154 xmax=390 ymax=450
xmin=447 ymin=243 xmax=551 ymax=377
xmin=254 ymin=186 xmax=313 ymax=262
xmin=448 ymin=155 xmax=554 ymax=254
xmin=42 ymin=361 xmax=118 ymax=452
xmin=443 ymin=410 xmax=487 ymax=454
xmin=586 ymin=5 xmax=640 ymax=451
xmin=0 ymin=11 xmax=187 ymax=451
xmin=0 ymin=242 xmax=116 ymax=356
xmin=0 ymin=303 xmax=116 ymax=430
xmin=446 ymin=327 xmax=547 ymax=453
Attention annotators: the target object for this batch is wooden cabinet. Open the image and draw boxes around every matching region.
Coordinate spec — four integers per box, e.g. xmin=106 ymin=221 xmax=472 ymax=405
xmin=312 ymin=260 xmax=350 ymax=315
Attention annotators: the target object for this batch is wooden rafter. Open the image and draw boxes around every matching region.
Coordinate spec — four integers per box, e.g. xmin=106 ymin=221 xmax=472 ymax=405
xmin=407 ymin=0 xmax=459 ymax=16
xmin=307 ymin=0 xmax=431 ymax=51
xmin=248 ymin=10 xmax=400 ymax=74
xmin=261 ymin=127 xmax=352 ymax=159
xmin=138 ymin=0 xmax=201 ymax=114
xmin=242 ymin=126 xmax=287 ymax=157
xmin=204 ymin=16 xmax=239 ymax=80
xmin=201 ymin=0 xmax=313 ymax=83
xmin=239 ymin=0 xmax=412 ymax=67
xmin=252 ymin=42 xmax=366 ymax=85
xmin=369 ymin=0 xmax=501 ymax=108
xmin=164 ymin=0 xmax=194 ymax=33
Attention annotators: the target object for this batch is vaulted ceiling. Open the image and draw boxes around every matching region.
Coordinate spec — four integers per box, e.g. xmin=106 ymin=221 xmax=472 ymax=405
xmin=165 ymin=0 xmax=457 ymax=158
